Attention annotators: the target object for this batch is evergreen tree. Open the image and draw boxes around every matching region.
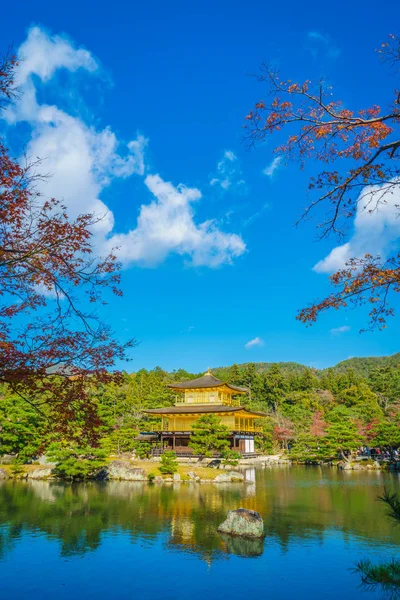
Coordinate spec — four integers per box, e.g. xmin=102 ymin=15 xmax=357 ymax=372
xmin=189 ymin=415 xmax=230 ymax=458
xmin=158 ymin=451 xmax=178 ymax=475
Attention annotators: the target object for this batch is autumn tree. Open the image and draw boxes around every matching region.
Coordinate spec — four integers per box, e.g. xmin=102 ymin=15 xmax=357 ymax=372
xmin=0 ymin=54 xmax=133 ymax=438
xmin=246 ymin=34 xmax=400 ymax=330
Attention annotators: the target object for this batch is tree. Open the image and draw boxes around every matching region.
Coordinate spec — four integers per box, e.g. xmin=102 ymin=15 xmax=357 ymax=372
xmin=221 ymin=449 xmax=241 ymax=468
xmin=321 ymin=421 xmax=363 ymax=462
xmin=158 ymin=451 xmax=178 ymax=475
xmin=0 ymin=386 xmax=44 ymax=460
xmin=47 ymin=442 xmax=106 ymax=480
xmin=246 ymin=34 xmax=400 ymax=330
xmin=263 ymin=364 xmax=289 ymax=412
xmin=290 ymin=433 xmax=323 ymax=462
xmin=373 ymin=420 xmax=400 ymax=449
xmin=189 ymin=415 xmax=230 ymax=458
xmin=0 ymin=54 xmax=133 ymax=437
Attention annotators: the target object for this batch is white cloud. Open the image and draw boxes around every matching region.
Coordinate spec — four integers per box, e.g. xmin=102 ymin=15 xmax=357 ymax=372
xmin=245 ymin=337 xmax=264 ymax=349
xmin=314 ymin=181 xmax=400 ymax=274
xmin=307 ymin=31 xmax=341 ymax=60
xmin=308 ymin=31 xmax=329 ymax=44
xmin=330 ymin=325 xmax=350 ymax=336
xmin=5 ymin=26 xmax=245 ymax=270
xmin=106 ymin=174 xmax=246 ymax=267
xmin=263 ymin=156 xmax=282 ymax=177
xmin=210 ymin=150 xmax=245 ymax=191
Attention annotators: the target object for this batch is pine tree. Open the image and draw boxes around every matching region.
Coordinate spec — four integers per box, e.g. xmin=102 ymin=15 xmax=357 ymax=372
xmin=189 ymin=415 xmax=230 ymax=458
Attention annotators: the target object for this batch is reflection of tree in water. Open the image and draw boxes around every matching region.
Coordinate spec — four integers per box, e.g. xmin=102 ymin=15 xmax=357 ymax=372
xmin=0 ymin=467 xmax=400 ymax=562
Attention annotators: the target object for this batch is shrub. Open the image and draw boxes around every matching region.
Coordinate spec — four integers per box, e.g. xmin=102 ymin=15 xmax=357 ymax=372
xmin=148 ymin=472 xmax=156 ymax=483
xmin=10 ymin=460 xmax=25 ymax=477
xmin=158 ymin=451 xmax=178 ymax=475
xmin=135 ymin=442 xmax=152 ymax=459
xmin=47 ymin=442 xmax=106 ymax=480
xmin=222 ymin=449 xmax=241 ymax=468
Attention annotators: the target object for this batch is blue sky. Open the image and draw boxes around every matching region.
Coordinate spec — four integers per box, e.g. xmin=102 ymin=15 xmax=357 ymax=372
xmin=3 ymin=0 xmax=400 ymax=372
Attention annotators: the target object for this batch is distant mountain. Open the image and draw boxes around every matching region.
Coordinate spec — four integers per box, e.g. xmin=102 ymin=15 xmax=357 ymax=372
xmin=213 ymin=353 xmax=400 ymax=379
xmin=327 ymin=353 xmax=400 ymax=377
xmin=213 ymin=361 xmax=313 ymax=378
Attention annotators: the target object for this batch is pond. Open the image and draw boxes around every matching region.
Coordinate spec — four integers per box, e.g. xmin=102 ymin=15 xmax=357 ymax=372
xmin=1 ymin=466 xmax=400 ymax=600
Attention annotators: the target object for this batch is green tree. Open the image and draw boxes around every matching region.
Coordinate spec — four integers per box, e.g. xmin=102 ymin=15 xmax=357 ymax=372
xmin=0 ymin=391 xmax=45 ymax=461
xmin=321 ymin=421 xmax=363 ymax=462
xmin=340 ymin=383 xmax=383 ymax=422
xmin=158 ymin=451 xmax=178 ymax=475
xmin=189 ymin=415 xmax=230 ymax=458
xmin=369 ymin=366 xmax=400 ymax=413
xmin=47 ymin=442 xmax=106 ymax=480
xmin=221 ymin=449 xmax=241 ymax=468
xmin=263 ymin=364 xmax=289 ymax=412
xmin=290 ymin=433 xmax=323 ymax=462
xmin=373 ymin=420 xmax=400 ymax=449
xmin=256 ymin=417 xmax=275 ymax=454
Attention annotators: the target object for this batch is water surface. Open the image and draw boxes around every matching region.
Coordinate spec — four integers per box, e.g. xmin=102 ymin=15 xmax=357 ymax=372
xmin=1 ymin=466 xmax=399 ymax=600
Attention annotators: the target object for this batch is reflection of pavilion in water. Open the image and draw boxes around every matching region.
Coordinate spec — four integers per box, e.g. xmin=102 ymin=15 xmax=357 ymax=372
xmin=2 ymin=468 xmax=400 ymax=563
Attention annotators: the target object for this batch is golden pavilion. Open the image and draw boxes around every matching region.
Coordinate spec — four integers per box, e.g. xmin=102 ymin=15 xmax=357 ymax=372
xmin=144 ymin=370 xmax=267 ymax=457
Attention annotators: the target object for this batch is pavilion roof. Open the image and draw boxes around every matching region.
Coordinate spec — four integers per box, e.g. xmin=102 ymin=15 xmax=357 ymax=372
xmin=167 ymin=371 xmax=248 ymax=393
xmin=144 ymin=405 xmax=267 ymax=417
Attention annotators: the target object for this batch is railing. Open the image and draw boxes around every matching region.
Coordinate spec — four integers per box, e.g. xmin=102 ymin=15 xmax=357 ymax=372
xmin=151 ymin=448 xmax=258 ymax=459
xmin=175 ymin=398 xmax=241 ymax=407
xmin=152 ymin=426 xmax=263 ymax=433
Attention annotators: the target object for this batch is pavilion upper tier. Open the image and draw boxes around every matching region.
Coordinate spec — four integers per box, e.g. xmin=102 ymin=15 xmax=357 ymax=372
xmin=166 ymin=371 xmax=248 ymax=406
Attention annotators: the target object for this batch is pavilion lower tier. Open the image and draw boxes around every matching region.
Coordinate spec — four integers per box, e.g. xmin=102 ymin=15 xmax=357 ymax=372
xmin=151 ymin=431 xmax=258 ymax=457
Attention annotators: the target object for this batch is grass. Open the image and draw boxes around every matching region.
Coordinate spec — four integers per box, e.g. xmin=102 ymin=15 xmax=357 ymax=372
xmin=130 ymin=460 xmax=221 ymax=480
xmin=1 ymin=463 xmax=47 ymax=476
xmin=1 ymin=459 xmax=226 ymax=482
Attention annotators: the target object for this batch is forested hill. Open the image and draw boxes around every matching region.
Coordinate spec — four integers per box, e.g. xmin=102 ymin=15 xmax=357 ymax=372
xmin=331 ymin=353 xmax=400 ymax=377
xmin=214 ymin=353 xmax=400 ymax=380
xmin=213 ymin=361 xmax=309 ymax=379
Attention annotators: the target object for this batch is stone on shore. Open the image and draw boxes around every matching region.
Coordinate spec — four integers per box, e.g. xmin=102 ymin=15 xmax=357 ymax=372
xmin=217 ymin=508 xmax=264 ymax=538
xmin=107 ymin=461 xmax=147 ymax=481
xmin=214 ymin=471 xmax=244 ymax=483
xmin=27 ymin=467 xmax=53 ymax=480
xmin=0 ymin=468 xmax=8 ymax=480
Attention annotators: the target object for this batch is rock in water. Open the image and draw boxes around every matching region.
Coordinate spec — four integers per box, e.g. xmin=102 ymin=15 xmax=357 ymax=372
xmin=214 ymin=471 xmax=244 ymax=483
xmin=27 ymin=467 xmax=53 ymax=480
xmin=0 ymin=468 xmax=8 ymax=480
xmin=217 ymin=508 xmax=264 ymax=538
xmin=107 ymin=461 xmax=147 ymax=481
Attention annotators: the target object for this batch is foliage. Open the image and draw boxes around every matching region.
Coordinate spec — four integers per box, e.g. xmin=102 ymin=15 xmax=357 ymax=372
xmin=1 ymin=356 xmax=400 ymax=465
xmin=47 ymin=442 xmax=106 ymax=480
xmin=221 ymin=449 xmax=241 ymax=468
xmin=246 ymin=35 xmax=400 ymax=331
xmin=356 ymin=488 xmax=400 ymax=596
xmin=290 ymin=433 xmax=323 ymax=462
xmin=135 ymin=442 xmax=152 ymax=459
xmin=0 ymin=54 xmax=133 ymax=438
xmin=321 ymin=421 xmax=364 ymax=461
xmin=158 ymin=451 xmax=178 ymax=475
xmin=356 ymin=559 xmax=400 ymax=596
xmin=0 ymin=388 xmax=44 ymax=460
xmin=255 ymin=417 xmax=275 ymax=454
xmin=189 ymin=415 xmax=230 ymax=458
xmin=148 ymin=472 xmax=156 ymax=483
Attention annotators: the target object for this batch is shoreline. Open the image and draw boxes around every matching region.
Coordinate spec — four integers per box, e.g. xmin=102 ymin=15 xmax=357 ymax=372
xmin=0 ymin=454 xmax=392 ymax=483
